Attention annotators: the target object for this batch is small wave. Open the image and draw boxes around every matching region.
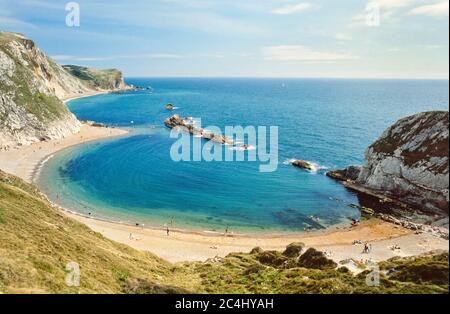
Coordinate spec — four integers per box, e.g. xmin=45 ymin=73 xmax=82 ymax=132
xmin=41 ymin=154 xmax=55 ymax=166
xmin=283 ymin=159 xmax=297 ymax=165
xmin=284 ymin=159 xmax=328 ymax=173
xmin=32 ymin=154 xmax=55 ymax=182
xmin=308 ymin=162 xmax=329 ymax=173
xmin=228 ymin=145 xmax=257 ymax=151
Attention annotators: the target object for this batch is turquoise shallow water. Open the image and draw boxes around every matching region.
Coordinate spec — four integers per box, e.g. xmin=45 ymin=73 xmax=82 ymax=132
xmin=37 ymin=79 xmax=449 ymax=233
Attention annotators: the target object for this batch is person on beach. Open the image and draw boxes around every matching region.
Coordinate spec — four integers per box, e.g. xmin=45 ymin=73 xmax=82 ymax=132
xmin=363 ymin=243 xmax=372 ymax=254
xmin=166 ymin=226 xmax=170 ymax=236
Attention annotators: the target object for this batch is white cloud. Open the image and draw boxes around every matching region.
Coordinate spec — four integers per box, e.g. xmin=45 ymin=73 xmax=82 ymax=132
xmin=408 ymin=1 xmax=449 ymax=18
xmin=51 ymin=55 xmax=114 ymax=62
xmin=50 ymin=55 xmax=74 ymax=61
xmin=51 ymin=53 xmax=227 ymax=63
xmin=271 ymin=2 xmax=313 ymax=15
xmin=352 ymin=0 xmax=416 ymax=25
xmin=334 ymin=33 xmax=353 ymax=41
xmin=373 ymin=0 xmax=415 ymax=9
xmin=424 ymin=44 xmax=444 ymax=49
xmin=263 ymin=45 xmax=358 ymax=62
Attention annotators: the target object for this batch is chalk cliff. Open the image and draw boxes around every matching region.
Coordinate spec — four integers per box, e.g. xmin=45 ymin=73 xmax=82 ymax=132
xmin=0 ymin=31 xmax=129 ymax=149
xmin=356 ymin=111 xmax=449 ymax=213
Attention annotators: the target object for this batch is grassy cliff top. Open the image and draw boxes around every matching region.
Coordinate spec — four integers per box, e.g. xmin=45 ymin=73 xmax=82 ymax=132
xmin=0 ymin=32 xmax=17 ymax=42
xmin=0 ymin=170 xmax=448 ymax=294
xmin=63 ymin=65 xmax=125 ymax=90
xmin=370 ymin=111 xmax=449 ymax=172
xmin=0 ymin=31 xmax=27 ymax=42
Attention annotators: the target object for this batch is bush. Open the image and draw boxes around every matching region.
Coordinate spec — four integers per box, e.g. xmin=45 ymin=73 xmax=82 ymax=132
xmin=250 ymin=247 xmax=264 ymax=254
xmin=283 ymin=242 xmax=305 ymax=258
xmin=257 ymin=251 xmax=288 ymax=267
xmin=298 ymin=248 xmax=337 ymax=270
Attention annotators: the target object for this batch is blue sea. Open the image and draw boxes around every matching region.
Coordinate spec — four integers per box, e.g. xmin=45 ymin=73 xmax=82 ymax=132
xmin=37 ymin=79 xmax=449 ymax=233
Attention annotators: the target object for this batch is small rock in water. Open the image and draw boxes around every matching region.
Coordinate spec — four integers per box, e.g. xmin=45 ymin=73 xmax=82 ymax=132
xmin=292 ymin=160 xmax=314 ymax=171
xmin=165 ymin=103 xmax=175 ymax=110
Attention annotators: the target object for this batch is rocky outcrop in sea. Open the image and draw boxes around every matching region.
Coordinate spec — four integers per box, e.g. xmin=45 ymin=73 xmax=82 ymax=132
xmin=164 ymin=114 xmax=234 ymax=145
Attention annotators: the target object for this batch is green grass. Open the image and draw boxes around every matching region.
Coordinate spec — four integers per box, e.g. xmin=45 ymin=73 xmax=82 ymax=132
xmin=0 ymin=169 xmax=448 ymax=294
xmin=192 ymin=251 xmax=448 ymax=294
xmin=0 ymin=170 xmax=199 ymax=294
xmin=63 ymin=65 xmax=124 ymax=90
xmin=370 ymin=111 xmax=449 ymax=172
xmin=0 ymin=32 xmax=70 ymax=124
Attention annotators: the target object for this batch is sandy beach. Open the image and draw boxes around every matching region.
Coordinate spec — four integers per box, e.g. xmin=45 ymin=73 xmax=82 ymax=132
xmin=66 ymin=213 xmax=449 ymax=264
xmin=62 ymin=90 xmax=115 ymax=104
xmin=0 ymin=91 xmax=447 ymax=266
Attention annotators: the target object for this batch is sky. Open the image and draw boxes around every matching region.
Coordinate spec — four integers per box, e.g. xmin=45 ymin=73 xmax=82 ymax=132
xmin=0 ymin=0 xmax=449 ymax=78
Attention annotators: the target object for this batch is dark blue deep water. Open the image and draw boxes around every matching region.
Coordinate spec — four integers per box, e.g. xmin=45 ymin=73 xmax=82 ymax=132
xmin=37 ymin=78 xmax=449 ymax=233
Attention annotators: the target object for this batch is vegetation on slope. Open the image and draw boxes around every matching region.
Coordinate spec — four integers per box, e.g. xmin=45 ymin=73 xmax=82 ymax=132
xmin=63 ymin=65 xmax=125 ymax=90
xmin=189 ymin=249 xmax=448 ymax=294
xmin=0 ymin=170 xmax=198 ymax=294
xmin=370 ymin=111 xmax=449 ymax=171
xmin=1 ymin=31 xmax=130 ymax=148
xmin=0 ymin=32 xmax=71 ymax=123
xmin=0 ymin=170 xmax=448 ymax=294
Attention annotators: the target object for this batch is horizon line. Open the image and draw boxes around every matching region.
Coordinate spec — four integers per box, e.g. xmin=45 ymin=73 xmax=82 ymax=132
xmin=123 ymin=76 xmax=450 ymax=81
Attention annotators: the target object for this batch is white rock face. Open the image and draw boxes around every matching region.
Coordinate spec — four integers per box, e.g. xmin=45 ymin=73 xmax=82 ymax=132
xmin=0 ymin=32 xmax=92 ymax=149
xmin=0 ymin=94 xmax=81 ymax=148
xmin=357 ymin=111 xmax=449 ymax=213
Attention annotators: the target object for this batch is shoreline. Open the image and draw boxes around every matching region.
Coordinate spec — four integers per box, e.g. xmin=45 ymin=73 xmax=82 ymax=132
xmin=0 ymin=92 xmax=448 ymax=264
xmin=29 ymin=125 xmax=130 ymax=184
xmin=65 ymin=212 xmax=449 ymax=264
xmin=0 ymin=123 xmax=129 ymax=183
xmin=52 ymin=205 xmax=362 ymax=239
xmin=62 ymin=88 xmax=133 ymax=104
xmin=63 ymin=91 xmax=110 ymax=104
